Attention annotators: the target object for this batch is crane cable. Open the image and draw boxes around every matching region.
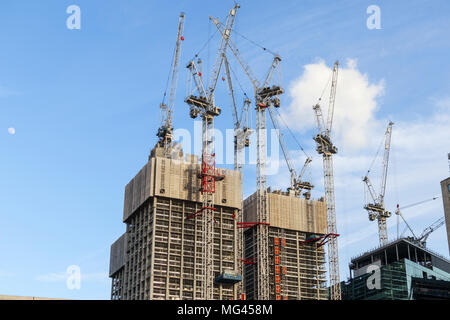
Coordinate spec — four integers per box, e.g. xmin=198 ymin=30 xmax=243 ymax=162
xmin=365 ymin=133 xmax=385 ymax=177
xmin=363 ymin=132 xmax=384 ymax=206
xmin=161 ymin=28 xmax=179 ymax=105
xmin=273 ymin=108 xmax=311 ymax=159
xmin=189 ymin=27 xmax=219 ymax=63
xmin=398 ymin=196 xmax=439 ymax=238
xmin=230 ymin=28 xmax=278 ymax=57
xmin=316 ymin=71 xmax=333 ymax=105
xmin=227 ymin=57 xmax=249 ymax=99
xmin=274 ymin=108 xmax=313 ymax=183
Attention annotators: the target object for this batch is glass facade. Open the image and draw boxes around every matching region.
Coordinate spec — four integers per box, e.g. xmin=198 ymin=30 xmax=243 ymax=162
xmin=342 ymin=261 xmax=408 ymax=300
xmin=341 ymin=258 xmax=450 ymax=300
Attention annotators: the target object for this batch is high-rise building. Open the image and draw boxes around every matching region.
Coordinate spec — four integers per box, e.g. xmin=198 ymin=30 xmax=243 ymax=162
xmin=109 ymin=144 xmax=242 ymax=300
xmin=341 ymin=238 xmax=450 ymax=300
xmin=242 ymin=189 xmax=329 ymax=300
xmin=440 ymin=176 xmax=450 ymax=255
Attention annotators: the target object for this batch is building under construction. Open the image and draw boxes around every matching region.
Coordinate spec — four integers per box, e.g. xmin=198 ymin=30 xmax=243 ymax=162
xmin=109 ymin=4 xmax=340 ymax=301
xmin=242 ymin=189 xmax=329 ymax=300
xmin=109 ymin=144 xmax=243 ymax=300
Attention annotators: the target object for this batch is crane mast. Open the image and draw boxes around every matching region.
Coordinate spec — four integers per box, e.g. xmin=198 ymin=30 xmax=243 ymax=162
xmin=214 ymin=14 xmax=289 ymax=299
xmin=379 ymin=122 xmax=394 ymax=206
xmin=157 ymin=13 xmax=185 ymax=154
xmin=363 ymin=121 xmax=394 ymax=246
xmin=185 ymin=4 xmax=239 ymax=300
xmin=223 ymin=54 xmax=252 ymax=299
xmin=213 ymin=14 xmax=285 ymax=298
xmin=312 ymin=61 xmax=341 ymax=300
xmin=254 ymin=56 xmax=283 ymax=300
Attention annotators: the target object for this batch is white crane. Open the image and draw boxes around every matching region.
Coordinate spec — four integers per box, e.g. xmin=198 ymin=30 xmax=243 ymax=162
xmin=312 ymin=61 xmax=341 ymax=300
xmin=267 ymin=106 xmax=313 ymax=197
xmin=185 ymin=4 xmax=239 ymax=300
xmin=395 ymin=197 xmax=442 ymax=247
xmin=363 ymin=121 xmax=394 ymax=246
xmin=222 ymin=54 xmax=252 ymax=299
xmin=417 ymin=217 xmax=445 ymax=247
xmin=252 ymin=57 xmax=283 ymax=300
xmin=157 ymin=13 xmax=185 ymax=155
xmin=212 ymin=16 xmax=283 ymax=299
xmin=223 ymin=55 xmax=253 ymax=173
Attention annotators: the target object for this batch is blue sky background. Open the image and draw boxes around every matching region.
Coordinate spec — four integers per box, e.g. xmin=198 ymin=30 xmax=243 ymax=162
xmin=0 ymin=0 xmax=449 ymax=299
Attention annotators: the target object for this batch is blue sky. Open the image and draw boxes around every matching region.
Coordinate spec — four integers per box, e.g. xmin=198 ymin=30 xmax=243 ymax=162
xmin=0 ymin=0 xmax=449 ymax=299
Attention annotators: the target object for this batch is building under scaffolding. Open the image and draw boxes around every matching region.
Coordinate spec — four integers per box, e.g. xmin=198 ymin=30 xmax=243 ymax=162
xmin=243 ymin=189 xmax=329 ymax=300
xmin=341 ymin=238 xmax=450 ymax=300
xmin=109 ymin=144 xmax=242 ymax=300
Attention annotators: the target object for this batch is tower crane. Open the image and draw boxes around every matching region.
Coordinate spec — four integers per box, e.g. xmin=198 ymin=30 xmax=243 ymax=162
xmin=212 ymin=17 xmax=283 ymax=300
xmin=223 ymin=55 xmax=253 ymax=172
xmin=185 ymin=4 xmax=239 ymax=300
xmin=312 ymin=61 xmax=341 ymax=300
xmin=416 ymin=217 xmax=445 ymax=247
xmin=267 ymin=107 xmax=313 ymax=197
xmin=252 ymin=57 xmax=283 ymax=301
xmin=395 ymin=197 xmax=438 ymax=239
xmin=222 ymin=54 xmax=252 ymax=299
xmin=395 ymin=197 xmax=442 ymax=247
xmin=363 ymin=121 xmax=394 ymax=246
xmin=157 ymin=12 xmax=185 ymax=155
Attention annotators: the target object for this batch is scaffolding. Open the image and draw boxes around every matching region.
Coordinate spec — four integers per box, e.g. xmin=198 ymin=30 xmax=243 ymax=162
xmin=243 ymin=190 xmax=328 ymax=300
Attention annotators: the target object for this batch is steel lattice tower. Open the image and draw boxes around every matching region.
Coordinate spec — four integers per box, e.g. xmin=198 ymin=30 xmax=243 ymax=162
xmin=313 ymin=61 xmax=341 ymax=300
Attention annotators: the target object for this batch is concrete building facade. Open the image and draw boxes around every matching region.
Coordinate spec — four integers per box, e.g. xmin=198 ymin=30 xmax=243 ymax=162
xmin=109 ymin=144 xmax=242 ymax=300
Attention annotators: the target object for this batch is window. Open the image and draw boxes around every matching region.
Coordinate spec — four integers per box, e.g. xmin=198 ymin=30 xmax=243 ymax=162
xmin=447 ymin=184 xmax=450 ymax=192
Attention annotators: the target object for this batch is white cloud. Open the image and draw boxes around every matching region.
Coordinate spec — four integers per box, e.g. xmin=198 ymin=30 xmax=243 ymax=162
xmin=282 ymin=59 xmax=385 ymax=150
xmin=334 ymin=100 xmax=449 ymax=255
xmin=8 ymin=127 xmax=15 ymax=135
xmin=267 ymin=60 xmax=450 ymax=276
